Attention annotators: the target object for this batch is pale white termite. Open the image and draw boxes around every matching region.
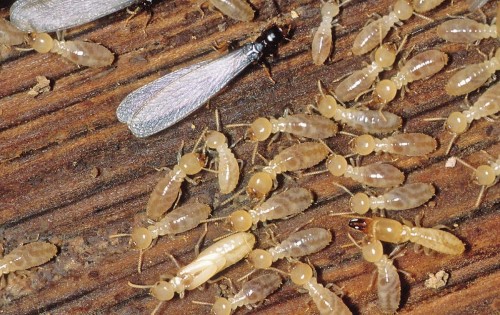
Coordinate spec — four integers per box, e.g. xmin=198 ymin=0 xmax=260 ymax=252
xmin=349 ymin=216 xmax=465 ymax=255
xmin=326 ymin=154 xmax=405 ymax=188
xmin=248 ymin=228 xmax=333 ymax=269
xmin=374 ymin=50 xmax=448 ymax=106
xmin=110 ymin=202 xmax=211 ymax=272
xmin=0 ymin=19 xmax=25 ymax=46
xmin=312 ymin=0 xmax=343 ymax=65
xmin=246 ymin=142 xmax=330 ymax=199
xmin=412 ymin=0 xmax=446 ymax=13
xmin=290 ymin=262 xmax=352 ymax=315
xmin=334 ymin=182 xmax=435 ymax=214
xmin=315 ymin=81 xmax=403 ymax=134
xmin=0 ymin=242 xmax=57 ymax=284
xmin=445 ymin=48 xmax=500 ymax=96
xmin=205 ymin=130 xmax=240 ymax=194
xmin=352 ymin=0 xmax=414 ymax=55
xmin=210 ymin=272 xmax=282 ymax=315
xmin=455 ymin=154 xmax=499 ymax=208
xmin=207 ymin=0 xmax=254 ymax=22
xmin=436 ymin=6 xmax=499 ymax=43
xmin=128 ymin=232 xmax=255 ymax=314
xmin=349 ymin=133 xmax=437 ymax=156
xmin=334 ymin=44 xmax=398 ymax=102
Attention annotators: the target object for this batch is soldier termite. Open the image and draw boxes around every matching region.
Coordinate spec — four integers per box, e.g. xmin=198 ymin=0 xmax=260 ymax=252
xmin=290 ymin=262 xmax=352 ymax=315
xmin=194 ymin=272 xmax=282 ymax=315
xmin=204 ymin=0 xmax=254 ymax=22
xmin=349 ymin=216 xmax=466 ymax=255
xmin=334 ymin=43 xmax=398 ymax=102
xmin=348 ymin=133 xmax=437 ymax=156
xmin=445 ymin=48 xmax=500 ymax=96
xmin=128 ymin=232 xmax=255 ymax=314
xmin=412 ymin=0 xmax=446 ymax=13
xmin=110 ymin=202 xmax=211 ymax=273
xmin=248 ymin=228 xmax=332 ymax=269
xmin=373 ymin=49 xmax=448 ymax=107
xmin=116 ymin=25 xmax=286 ymax=138
xmin=246 ymin=142 xmax=330 ymax=199
xmin=352 ymin=0 xmax=414 ymax=56
xmin=454 ymin=154 xmax=499 ymax=208
xmin=436 ymin=6 xmax=499 ymax=44
xmin=425 ymin=81 xmax=500 ymax=154
xmin=333 ymin=182 xmax=435 ymax=214
xmin=0 ymin=242 xmax=57 ymax=288
xmin=315 ymin=81 xmax=403 ymax=134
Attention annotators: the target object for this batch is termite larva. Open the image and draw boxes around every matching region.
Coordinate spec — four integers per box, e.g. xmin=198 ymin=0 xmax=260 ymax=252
xmin=326 ymin=154 xmax=405 ymax=188
xmin=246 ymin=142 xmax=329 ymax=199
xmin=248 ymin=228 xmax=332 ymax=269
xmin=312 ymin=0 xmax=339 ymax=65
xmin=207 ymin=0 xmax=254 ymax=22
xmin=336 ymin=182 xmax=435 ymax=214
xmin=436 ymin=6 xmax=499 ymax=44
xmin=0 ymin=242 xmax=57 ymax=278
xmin=335 ymin=44 xmax=398 ymax=102
xmin=210 ymin=272 xmax=282 ymax=315
xmin=0 ymin=19 xmax=25 ymax=46
xmin=206 ymin=130 xmax=240 ymax=194
xmin=352 ymin=0 xmax=413 ymax=55
xmin=349 ymin=216 xmax=466 ymax=255
xmin=349 ymin=133 xmax=437 ymax=156
xmin=445 ymin=48 xmax=500 ymax=96
xmin=129 ymin=232 xmax=255 ymax=313
xmin=374 ymin=50 xmax=448 ymax=106
xmin=412 ymin=0 xmax=445 ymax=13
xmin=290 ymin=262 xmax=352 ymax=315
xmin=316 ymin=81 xmax=403 ymax=134
xmin=116 ymin=25 xmax=285 ymax=138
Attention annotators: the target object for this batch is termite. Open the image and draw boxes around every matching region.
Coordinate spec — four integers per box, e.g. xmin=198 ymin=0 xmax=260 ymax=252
xmin=325 ymin=154 xmax=405 ymax=188
xmin=315 ymin=81 xmax=403 ymax=134
xmin=352 ymin=0 xmax=414 ymax=55
xmin=445 ymin=48 xmax=500 ymax=96
xmin=374 ymin=49 xmax=448 ymax=106
xmin=334 ymin=43 xmax=398 ymax=102
xmin=205 ymin=0 xmax=254 ymax=22
xmin=426 ymin=81 xmax=499 ymax=154
xmin=246 ymin=142 xmax=329 ymax=199
xmin=348 ymin=133 xmax=437 ymax=156
xmin=129 ymin=232 xmax=255 ymax=314
xmin=349 ymin=216 xmax=466 ymax=255
xmin=110 ymin=202 xmax=211 ymax=273
xmin=436 ymin=6 xmax=499 ymax=43
xmin=335 ymin=182 xmax=435 ymax=214
xmin=0 ymin=19 xmax=25 ymax=46
xmin=0 ymin=242 xmax=57 ymax=286
xmin=290 ymin=262 xmax=352 ymax=315
xmin=248 ymin=228 xmax=332 ymax=269
xmin=455 ymin=154 xmax=499 ymax=208
xmin=146 ymin=138 xmax=206 ymax=221
xmin=412 ymin=0 xmax=446 ymax=13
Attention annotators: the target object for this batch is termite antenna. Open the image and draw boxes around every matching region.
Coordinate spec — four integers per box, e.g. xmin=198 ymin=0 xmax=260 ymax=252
xmin=127 ymin=281 xmax=154 ymax=289
xmin=331 ymin=182 xmax=354 ymax=196
xmin=191 ymin=300 xmax=214 ymax=306
xmin=445 ymin=133 xmax=458 ymax=155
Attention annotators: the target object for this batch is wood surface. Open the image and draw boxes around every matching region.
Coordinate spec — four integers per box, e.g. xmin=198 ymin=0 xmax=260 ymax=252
xmin=0 ymin=0 xmax=499 ymax=314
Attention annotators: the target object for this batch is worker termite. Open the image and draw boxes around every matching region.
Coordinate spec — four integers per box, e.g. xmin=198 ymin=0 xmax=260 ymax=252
xmin=202 ymin=0 xmax=254 ymax=22
xmin=334 ymin=182 xmax=435 ymax=214
xmin=334 ymin=43 xmax=398 ymax=102
xmin=110 ymin=202 xmax=211 ymax=273
xmin=454 ymin=154 xmax=499 ymax=208
xmin=436 ymin=6 xmax=499 ymax=43
xmin=195 ymin=272 xmax=282 ymax=315
xmin=248 ymin=228 xmax=332 ymax=269
xmin=0 ymin=242 xmax=57 ymax=287
xmin=290 ymin=262 xmax=352 ymax=315
xmin=0 ymin=19 xmax=25 ymax=46
xmin=246 ymin=142 xmax=329 ymax=199
xmin=412 ymin=0 xmax=445 ymax=13
xmin=349 ymin=216 xmax=466 ymax=255
xmin=352 ymin=0 xmax=414 ymax=55
xmin=374 ymin=49 xmax=448 ymax=106
xmin=315 ymin=81 xmax=403 ymax=134
xmin=348 ymin=133 xmax=437 ymax=156
xmin=445 ymin=48 xmax=500 ymax=96
xmin=128 ymin=232 xmax=255 ymax=314
xmin=426 ymin=81 xmax=499 ymax=154
xmin=146 ymin=137 xmax=206 ymax=221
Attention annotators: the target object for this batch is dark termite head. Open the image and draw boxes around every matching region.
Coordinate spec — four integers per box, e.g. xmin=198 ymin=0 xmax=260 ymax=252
xmin=255 ymin=25 xmax=286 ymax=56
xmin=348 ymin=218 xmax=370 ymax=232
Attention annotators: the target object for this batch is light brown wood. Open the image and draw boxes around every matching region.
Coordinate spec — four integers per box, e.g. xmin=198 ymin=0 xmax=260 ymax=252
xmin=0 ymin=0 xmax=498 ymax=314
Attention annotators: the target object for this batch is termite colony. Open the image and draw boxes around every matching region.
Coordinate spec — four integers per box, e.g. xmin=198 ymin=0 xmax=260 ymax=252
xmin=0 ymin=0 xmax=498 ymax=314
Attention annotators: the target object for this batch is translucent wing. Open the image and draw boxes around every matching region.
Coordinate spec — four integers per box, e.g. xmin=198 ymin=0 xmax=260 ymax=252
xmin=122 ymin=44 xmax=259 ymax=138
xmin=10 ymin=0 xmax=137 ymax=32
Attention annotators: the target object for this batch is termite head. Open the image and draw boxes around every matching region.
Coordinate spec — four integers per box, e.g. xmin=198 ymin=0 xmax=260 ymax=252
xmin=326 ymin=154 xmax=347 ymax=176
xmin=374 ymin=44 xmax=397 ymax=68
xmin=361 ymin=238 xmax=384 ymax=263
xmin=178 ymin=152 xmax=206 ymax=175
xmin=350 ymin=193 xmax=371 ymax=214
xmin=205 ymin=131 xmax=227 ymax=149
xmin=228 ymin=210 xmax=253 ymax=232
xmin=348 ymin=218 xmax=370 ymax=232
xmin=246 ymin=172 xmax=274 ymax=199
xmin=212 ymin=297 xmax=231 ymax=315
xmin=255 ymin=25 xmax=286 ymax=56
xmin=445 ymin=112 xmax=468 ymax=135
xmin=248 ymin=117 xmax=272 ymax=142
xmin=151 ymin=281 xmax=175 ymax=301
xmin=349 ymin=135 xmax=375 ymax=156
xmin=27 ymin=32 xmax=53 ymax=53
xmin=131 ymin=227 xmax=153 ymax=250
xmin=322 ymin=1 xmax=340 ymax=18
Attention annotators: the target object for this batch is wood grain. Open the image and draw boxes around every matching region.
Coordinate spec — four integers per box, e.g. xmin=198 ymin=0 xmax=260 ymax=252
xmin=0 ymin=0 xmax=498 ymax=314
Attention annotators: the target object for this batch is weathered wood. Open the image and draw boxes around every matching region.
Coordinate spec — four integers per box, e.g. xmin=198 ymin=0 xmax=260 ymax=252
xmin=0 ymin=0 xmax=498 ymax=314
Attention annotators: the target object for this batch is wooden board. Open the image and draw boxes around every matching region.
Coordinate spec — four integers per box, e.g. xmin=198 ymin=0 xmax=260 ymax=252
xmin=0 ymin=0 xmax=498 ymax=314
